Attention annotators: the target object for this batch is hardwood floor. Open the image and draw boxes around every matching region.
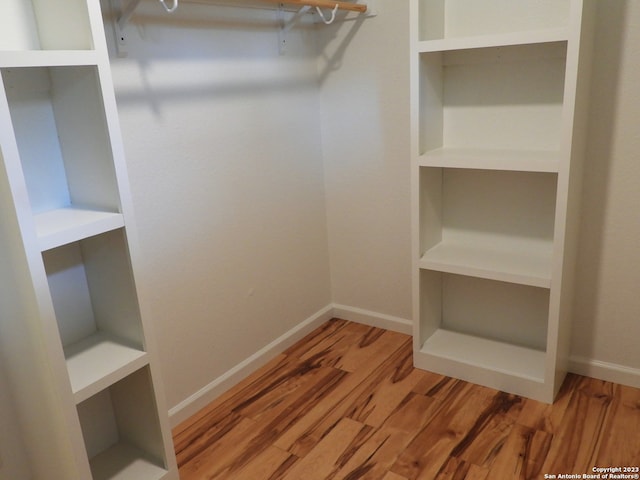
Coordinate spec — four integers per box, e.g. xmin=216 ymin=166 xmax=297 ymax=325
xmin=173 ymin=319 xmax=640 ymax=479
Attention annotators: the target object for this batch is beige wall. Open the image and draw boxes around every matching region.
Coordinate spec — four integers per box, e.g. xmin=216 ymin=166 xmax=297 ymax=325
xmin=104 ymin=0 xmax=640 ymax=419
xmin=570 ymin=0 xmax=640 ymax=383
xmin=104 ymin=2 xmax=332 ymax=414
xmin=0 ymin=360 xmax=30 ymax=479
xmin=319 ymin=2 xmax=412 ymax=322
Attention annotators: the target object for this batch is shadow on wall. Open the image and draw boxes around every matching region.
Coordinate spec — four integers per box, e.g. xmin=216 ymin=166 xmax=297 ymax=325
xmin=315 ymin=15 xmax=366 ymax=85
xmin=101 ymin=0 xmax=366 ymax=111
xmin=572 ymin=1 xmax=628 ymax=358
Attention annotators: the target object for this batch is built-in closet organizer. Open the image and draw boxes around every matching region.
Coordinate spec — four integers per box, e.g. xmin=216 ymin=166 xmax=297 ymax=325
xmin=0 ymin=0 xmax=177 ymax=478
xmin=410 ymin=0 xmax=596 ymax=402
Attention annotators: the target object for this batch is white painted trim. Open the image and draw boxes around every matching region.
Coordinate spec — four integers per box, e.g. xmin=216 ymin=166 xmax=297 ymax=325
xmin=569 ymin=355 xmax=640 ymax=389
xmin=332 ymin=304 xmax=413 ymax=335
xmin=168 ymin=303 xmax=334 ymax=427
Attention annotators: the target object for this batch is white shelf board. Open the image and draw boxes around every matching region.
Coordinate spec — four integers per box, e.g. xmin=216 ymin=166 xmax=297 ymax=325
xmin=417 ymin=27 xmax=569 ymax=53
xmin=36 ymin=207 xmax=124 ymax=251
xmin=0 ymin=50 xmax=98 ymax=67
xmin=65 ymin=331 xmax=148 ymax=404
xmin=90 ymin=443 xmax=167 ymax=480
xmin=420 ymin=329 xmax=545 ymax=383
xmin=418 ymin=148 xmax=561 ymax=173
xmin=419 ymin=240 xmax=552 ymax=288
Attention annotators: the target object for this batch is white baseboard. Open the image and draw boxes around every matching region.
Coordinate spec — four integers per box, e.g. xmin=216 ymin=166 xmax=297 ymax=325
xmin=332 ymin=304 xmax=413 ymax=335
xmin=168 ymin=303 xmax=640 ymax=428
xmin=569 ymin=355 xmax=640 ymax=389
xmin=168 ymin=303 xmax=334 ymax=427
xmin=168 ymin=300 xmax=640 ymax=428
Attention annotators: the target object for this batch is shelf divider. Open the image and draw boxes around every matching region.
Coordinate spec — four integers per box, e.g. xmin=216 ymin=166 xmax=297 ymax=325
xmin=64 ymin=331 xmax=148 ymax=404
xmin=36 ymin=207 xmax=124 ymax=251
xmin=417 ymin=27 xmax=569 ymax=53
xmin=418 ymin=147 xmax=561 ymax=173
xmin=0 ymin=50 xmax=98 ymax=67
xmin=420 ymin=240 xmax=552 ymax=289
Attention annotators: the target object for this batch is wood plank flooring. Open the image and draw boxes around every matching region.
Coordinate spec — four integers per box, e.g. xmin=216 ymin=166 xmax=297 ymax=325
xmin=173 ymin=319 xmax=640 ymax=479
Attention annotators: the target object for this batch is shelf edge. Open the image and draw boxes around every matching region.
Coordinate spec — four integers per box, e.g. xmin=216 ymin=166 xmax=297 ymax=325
xmin=417 ymin=329 xmax=546 ymax=384
xmin=37 ymin=209 xmax=125 ymax=251
xmin=0 ymin=50 xmax=99 ymax=67
xmin=66 ymin=332 xmax=149 ymax=404
xmin=417 ymin=148 xmax=561 ymax=173
xmin=416 ymin=27 xmax=569 ymax=53
xmin=418 ymin=244 xmax=552 ymax=289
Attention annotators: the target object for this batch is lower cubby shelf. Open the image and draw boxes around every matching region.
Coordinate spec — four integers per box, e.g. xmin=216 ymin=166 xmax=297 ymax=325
xmin=416 ymin=269 xmax=552 ymax=400
xmin=420 ymin=270 xmax=550 ymax=349
xmin=77 ymin=366 xmax=168 ymax=480
xmin=89 ymin=443 xmax=169 ymax=480
xmin=417 ymin=329 xmax=545 ymax=382
xmin=414 ymin=328 xmax=548 ymax=401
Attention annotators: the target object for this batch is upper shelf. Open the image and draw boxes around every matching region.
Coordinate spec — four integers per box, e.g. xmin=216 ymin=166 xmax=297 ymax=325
xmin=36 ymin=207 xmax=125 ymax=252
xmin=417 ymin=27 xmax=569 ymax=53
xmin=419 ymin=240 xmax=553 ymax=289
xmin=0 ymin=50 xmax=98 ymax=68
xmin=1 ymin=0 xmax=94 ymax=51
xmin=3 ymin=65 xmax=122 ymax=230
xmin=418 ymin=148 xmax=561 ymax=173
xmin=416 ymin=0 xmax=572 ymax=44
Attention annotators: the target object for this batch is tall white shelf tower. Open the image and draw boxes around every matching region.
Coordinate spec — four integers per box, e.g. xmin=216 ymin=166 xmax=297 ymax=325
xmin=0 ymin=0 xmax=178 ymax=478
xmin=410 ymin=0 xmax=595 ymax=402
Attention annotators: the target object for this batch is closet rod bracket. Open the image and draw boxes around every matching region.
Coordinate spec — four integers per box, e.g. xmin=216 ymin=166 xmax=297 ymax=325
xmin=277 ymin=1 xmax=374 ymax=55
xmin=118 ymin=0 xmax=143 ymax=31
xmin=109 ymin=0 xmax=139 ymax=56
xmin=278 ymin=4 xmax=312 ymax=55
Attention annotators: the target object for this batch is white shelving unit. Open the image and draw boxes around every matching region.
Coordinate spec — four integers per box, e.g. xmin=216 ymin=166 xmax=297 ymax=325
xmin=410 ymin=0 xmax=596 ymax=403
xmin=0 ymin=0 xmax=178 ymax=478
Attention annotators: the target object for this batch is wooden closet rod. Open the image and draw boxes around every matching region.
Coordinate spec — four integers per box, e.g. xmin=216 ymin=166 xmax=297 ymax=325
xmin=260 ymin=0 xmax=367 ymax=13
xmin=118 ymin=0 xmax=368 ymax=33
